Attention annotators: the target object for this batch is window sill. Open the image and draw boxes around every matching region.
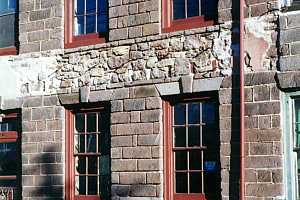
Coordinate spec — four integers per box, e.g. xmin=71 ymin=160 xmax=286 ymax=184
xmin=0 ymin=47 xmax=17 ymax=56
xmin=162 ymin=16 xmax=215 ymax=33
xmin=65 ymin=33 xmax=106 ymax=49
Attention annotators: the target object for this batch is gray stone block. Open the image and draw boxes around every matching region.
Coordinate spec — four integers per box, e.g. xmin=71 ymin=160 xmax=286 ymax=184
xmin=155 ymin=82 xmax=180 ymax=96
xmin=280 ymin=28 xmax=300 ymax=44
xmin=180 ymin=75 xmax=193 ymax=93
xmin=279 ymin=55 xmax=300 ymax=71
xmin=89 ymin=90 xmax=113 ymax=102
xmin=276 ymin=71 xmax=300 ymax=89
xmin=80 ymin=86 xmax=90 ymax=103
xmin=193 ymin=77 xmax=224 ymax=92
xmin=124 ymin=99 xmax=145 ymax=111
xmin=291 ymin=41 xmax=300 ymax=55
xmin=58 ymin=93 xmax=79 ymax=105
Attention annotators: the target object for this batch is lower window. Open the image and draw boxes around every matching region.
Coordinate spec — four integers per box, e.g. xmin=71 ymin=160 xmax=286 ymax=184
xmin=164 ymin=97 xmax=220 ymax=200
xmin=0 ymin=113 xmax=20 ymax=200
xmin=66 ymin=107 xmax=110 ymax=200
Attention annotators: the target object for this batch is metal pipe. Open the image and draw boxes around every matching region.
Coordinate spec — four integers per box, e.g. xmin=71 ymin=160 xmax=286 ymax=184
xmin=239 ymin=0 xmax=245 ymax=199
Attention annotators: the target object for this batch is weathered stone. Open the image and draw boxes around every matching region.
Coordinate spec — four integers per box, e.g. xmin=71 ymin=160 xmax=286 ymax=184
xmin=155 ymin=82 xmax=180 ymax=96
xmin=124 ymin=98 xmax=145 ymax=111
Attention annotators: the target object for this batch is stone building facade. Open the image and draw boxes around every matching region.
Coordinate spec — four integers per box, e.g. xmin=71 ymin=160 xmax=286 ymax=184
xmin=0 ymin=0 xmax=299 ymax=199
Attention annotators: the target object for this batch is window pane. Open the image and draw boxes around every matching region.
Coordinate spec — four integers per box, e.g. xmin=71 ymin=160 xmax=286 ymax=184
xmin=202 ymin=125 xmax=216 ymax=147
xmin=174 ymin=103 xmax=186 ymax=125
xmin=87 ymin=113 xmax=97 ymax=132
xmin=0 ymin=180 xmax=16 ymax=187
xmin=86 ymin=0 xmax=96 ymax=14
xmin=88 ymin=176 xmax=98 ymax=195
xmin=173 ymin=0 xmax=186 ymax=20
xmin=86 ymin=14 xmax=96 ymax=34
xmin=201 ymin=0 xmax=216 ymax=20
xmin=0 ymin=142 xmax=17 ymax=176
xmin=174 ymin=127 xmax=186 ymax=147
xmin=74 ymin=0 xmax=85 ymax=15
xmin=8 ymin=0 xmax=16 ymax=10
xmin=88 ymin=156 xmax=98 ymax=174
xmin=176 ymin=172 xmax=188 ymax=193
xmin=0 ymin=1 xmax=8 ymax=12
xmin=188 ymin=103 xmax=200 ymax=124
xmin=204 ymin=172 xmax=219 ymax=197
xmin=202 ymin=102 xmax=216 ymax=124
xmin=190 ymin=172 xmax=202 ymax=193
xmin=75 ymin=113 xmax=85 ymax=133
xmin=97 ymin=15 xmax=108 ymax=33
xmin=188 ymin=126 xmax=200 ymax=147
xmin=87 ymin=134 xmax=97 ymax=152
xmin=187 ymin=0 xmax=199 ymax=17
xmin=0 ymin=14 xmax=15 ymax=48
xmin=74 ymin=134 xmax=85 ymax=153
xmin=75 ymin=156 xmax=86 ymax=174
xmin=189 ymin=150 xmax=202 ymax=170
xmin=75 ymin=176 xmax=86 ymax=195
xmin=74 ymin=16 xmax=85 ymax=36
xmin=100 ymin=155 xmax=110 ymax=175
xmin=175 ymin=151 xmax=187 ymax=170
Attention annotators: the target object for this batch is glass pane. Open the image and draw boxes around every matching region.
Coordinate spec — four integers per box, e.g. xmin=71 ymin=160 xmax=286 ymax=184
xmin=75 ymin=0 xmax=85 ymax=15
xmin=74 ymin=134 xmax=85 ymax=153
xmin=97 ymin=14 xmax=108 ymax=33
xmin=176 ymin=172 xmax=188 ymax=193
xmin=187 ymin=0 xmax=199 ymax=17
xmin=0 ymin=1 xmax=8 ymax=12
xmin=188 ymin=126 xmax=200 ymax=147
xmin=173 ymin=0 xmax=186 ymax=20
xmin=201 ymin=0 xmax=216 ymax=19
xmin=0 ymin=179 xmax=16 ymax=187
xmin=188 ymin=103 xmax=200 ymax=124
xmin=75 ymin=156 xmax=86 ymax=174
xmin=75 ymin=113 xmax=85 ymax=133
xmin=174 ymin=127 xmax=186 ymax=147
xmin=203 ymin=102 xmax=216 ymax=125
xmin=175 ymin=151 xmax=187 ymax=170
xmin=8 ymin=0 xmax=16 ymax=10
xmin=98 ymin=0 xmax=107 ymax=13
xmin=0 ymin=14 xmax=15 ymax=48
xmin=74 ymin=16 xmax=85 ymax=36
xmin=190 ymin=172 xmax=202 ymax=193
xmin=87 ymin=134 xmax=97 ymax=152
xmin=75 ymin=176 xmax=86 ymax=195
xmin=202 ymin=125 xmax=215 ymax=147
xmin=189 ymin=150 xmax=202 ymax=170
xmin=0 ymin=142 xmax=17 ymax=176
xmin=295 ymin=100 xmax=300 ymax=147
xmin=86 ymin=14 xmax=96 ymax=33
xmin=88 ymin=176 xmax=98 ymax=195
xmin=100 ymin=155 xmax=110 ymax=175
xmin=0 ymin=118 xmax=17 ymax=131
xmin=87 ymin=113 xmax=97 ymax=132
xmin=174 ymin=103 xmax=186 ymax=125
xmin=88 ymin=156 xmax=98 ymax=174
xmin=86 ymin=0 xmax=96 ymax=14
xmin=204 ymin=172 xmax=218 ymax=197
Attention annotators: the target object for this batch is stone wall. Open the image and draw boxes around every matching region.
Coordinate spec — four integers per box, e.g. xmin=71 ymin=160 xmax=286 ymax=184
xmin=21 ymin=95 xmax=65 ymax=200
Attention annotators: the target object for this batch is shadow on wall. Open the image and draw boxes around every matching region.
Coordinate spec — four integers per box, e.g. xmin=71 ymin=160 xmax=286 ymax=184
xmin=229 ymin=0 xmax=242 ymax=199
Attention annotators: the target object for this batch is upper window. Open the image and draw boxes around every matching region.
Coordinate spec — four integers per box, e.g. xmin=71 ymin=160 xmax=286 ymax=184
xmin=0 ymin=113 xmax=20 ymax=200
xmin=66 ymin=108 xmax=110 ymax=200
xmin=162 ymin=0 xmax=217 ymax=33
xmin=65 ymin=0 xmax=108 ymax=48
xmin=164 ymin=98 xmax=221 ymax=200
xmin=0 ymin=0 xmax=17 ymax=55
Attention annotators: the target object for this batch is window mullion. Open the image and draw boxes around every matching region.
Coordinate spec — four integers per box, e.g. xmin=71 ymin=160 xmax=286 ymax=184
xmin=84 ymin=0 xmax=87 ymax=34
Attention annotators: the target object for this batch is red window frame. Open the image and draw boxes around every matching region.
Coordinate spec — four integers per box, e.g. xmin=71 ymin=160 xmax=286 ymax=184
xmin=0 ymin=112 xmax=20 ymax=200
xmin=161 ymin=0 xmax=215 ymax=33
xmin=64 ymin=0 xmax=107 ymax=48
xmin=163 ymin=97 xmax=219 ymax=200
xmin=65 ymin=107 xmax=110 ymax=200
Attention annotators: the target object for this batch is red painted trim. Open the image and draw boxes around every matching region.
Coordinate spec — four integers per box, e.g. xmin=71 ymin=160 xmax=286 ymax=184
xmin=161 ymin=0 xmax=215 ymax=33
xmin=174 ymin=193 xmax=206 ymax=200
xmin=0 ymin=47 xmax=17 ymax=56
xmin=64 ymin=0 xmax=106 ymax=48
xmin=75 ymin=195 xmax=101 ymax=200
xmin=0 ymin=176 xmax=16 ymax=180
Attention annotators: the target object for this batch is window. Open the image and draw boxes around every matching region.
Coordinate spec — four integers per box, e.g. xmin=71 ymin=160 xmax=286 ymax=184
xmin=162 ymin=0 xmax=217 ymax=33
xmin=0 ymin=0 xmax=17 ymax=55
xmin=163 ymin=98 xmax=220 ymax=200
xmin=0 ymin=113 xmax=20 ymax=200
xmin=66 ymin=107 xmax=110 ymax=200
xmin=64 ymin=0 xmax=108 ymax=48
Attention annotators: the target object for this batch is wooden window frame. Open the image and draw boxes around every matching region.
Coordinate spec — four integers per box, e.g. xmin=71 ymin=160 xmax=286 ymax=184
xmin=162 ymin=0 xmax=215 ymax=33
xmin=65 ymin=107 xmax=110 ymax=200
xmin=163 ymin=96 xmax=219 ymax=200
xmin=0 ymin=112 xmax=20 ymax=200
xmin=64 ymin=0 xmax=107 ymax=49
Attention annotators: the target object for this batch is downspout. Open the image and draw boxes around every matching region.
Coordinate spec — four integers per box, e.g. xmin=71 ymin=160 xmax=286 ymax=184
xmin=239 ymin=0 xmax=245 ymax=199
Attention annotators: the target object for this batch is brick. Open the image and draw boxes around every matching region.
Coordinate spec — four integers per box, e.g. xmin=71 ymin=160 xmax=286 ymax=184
xmin=130 ymin=185 xmax=156 ymax=197
xmin=245 ymin=102 xmax=280 ymax=116
xmin=272 ymin=169 xmax=283 ymax=183
xmin=111 ymin=112 xmax=130 ymax=124
xmin=146 ymin=97 xmax=162 ymax=109
xmin=23 ymin=121 xmax=37 ymax=132
xmin=147 ymin=173 xmax=161 ymax=184
xmin=258 ymin=115 xmax=271 ymax=129
xmin=112 ymin=88 xmax=130 ymax=100
xmin=133 ymin=85 xmax=159 ymax=98
xmin=112 ymin=185 xmax=130 ymax=197
xmin=246 ymin=183 xmax=282 ymax=197
xmin=246 ymin=128 xmax=281 ymax=142
xmin=245 ymin=169 xmax=257 ymax=182
xmin=143 ymin=23 xmax=160 ymax=36
xmin=271 ymin=115 xmax=280 ymax=128
xmin=129 ymin=26 xmax=143 ymax=38
xmin=46 ymin=119 xmax=63 ymax=131
xmin=245 ymin=72 xmax=275 ymax=86
xmin=30 ymin=9 xmax=51 ymax=21
xmin=28 ymin=30 xmax=49 ymax=42
xmin=23 ymin=165 xmax=41 ymax=175
xmin=41 ymin=39 xmax=62 ymax=51
xmin=22 ymin=144 xmax=38 ymax=153
xmin=41 ymin=163 xmax=63 ymax=175
xmin=245 ymin=116 xmax=258 ymax=129
xmin=249 ymin=142 xmax=273 ymax=155
xmin=32 ymin=107 xmax=54 ymax=120
xmin=138 ymin=134 xmax=160 ymax=146
xmin=245 ymin=156 xmax=282 ymax=168
xmin=111 ymin=136 xmax=132 ymax=147
xmin=112 ymin=160 xmax=137 ymax=172
xmin=122 ymin=147 xmax=151 ymax=158
xmin=112 ymin=173 xmax=119 ymax=184
xmin=141 ymin=110 xmax=161 ymax=122
xmin=111 ymin=148 xmax=122 ymax=159
xmin=22 ymin=176 xmax=34 ymax=186
xmin=138 ymin=159 xmax=161 ymax=171
xmin=119 ymin=172 xmax=146 ymax=184
xmin=254 ymin=85 xmax=270 ymax=101
xmin=111 ymin=100 xmax=124 ymax=112
xmin=124 ymin=98 xmax=145 ymax=111
xmin=23 ymin=96 xmax=43 ymax=107
xmin=110 ymin=28 xmax=128 ymax=41
xmin=257 ymin=170 xmax=271 ymax=182
xmin=43 ymin=96 xmax=59 ymax=106
xmin=116 ymin=123 xmax=153 ymax=135
xmin=130 ymin=111 xmax=141 ymax=122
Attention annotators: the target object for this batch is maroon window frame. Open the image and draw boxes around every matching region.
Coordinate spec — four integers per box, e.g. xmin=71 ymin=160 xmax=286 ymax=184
xmin=66 ymin=107 xmax=110 ymax=200
xmin=0 ymin=113 xmax=20 ymax=200
xmin=163 ymin=97 xmax=220 ymax=200
xmin=162 ymin=0 xmax=215 ymax=33
xmin=64 ymin=0 xmax=107 ymax=48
